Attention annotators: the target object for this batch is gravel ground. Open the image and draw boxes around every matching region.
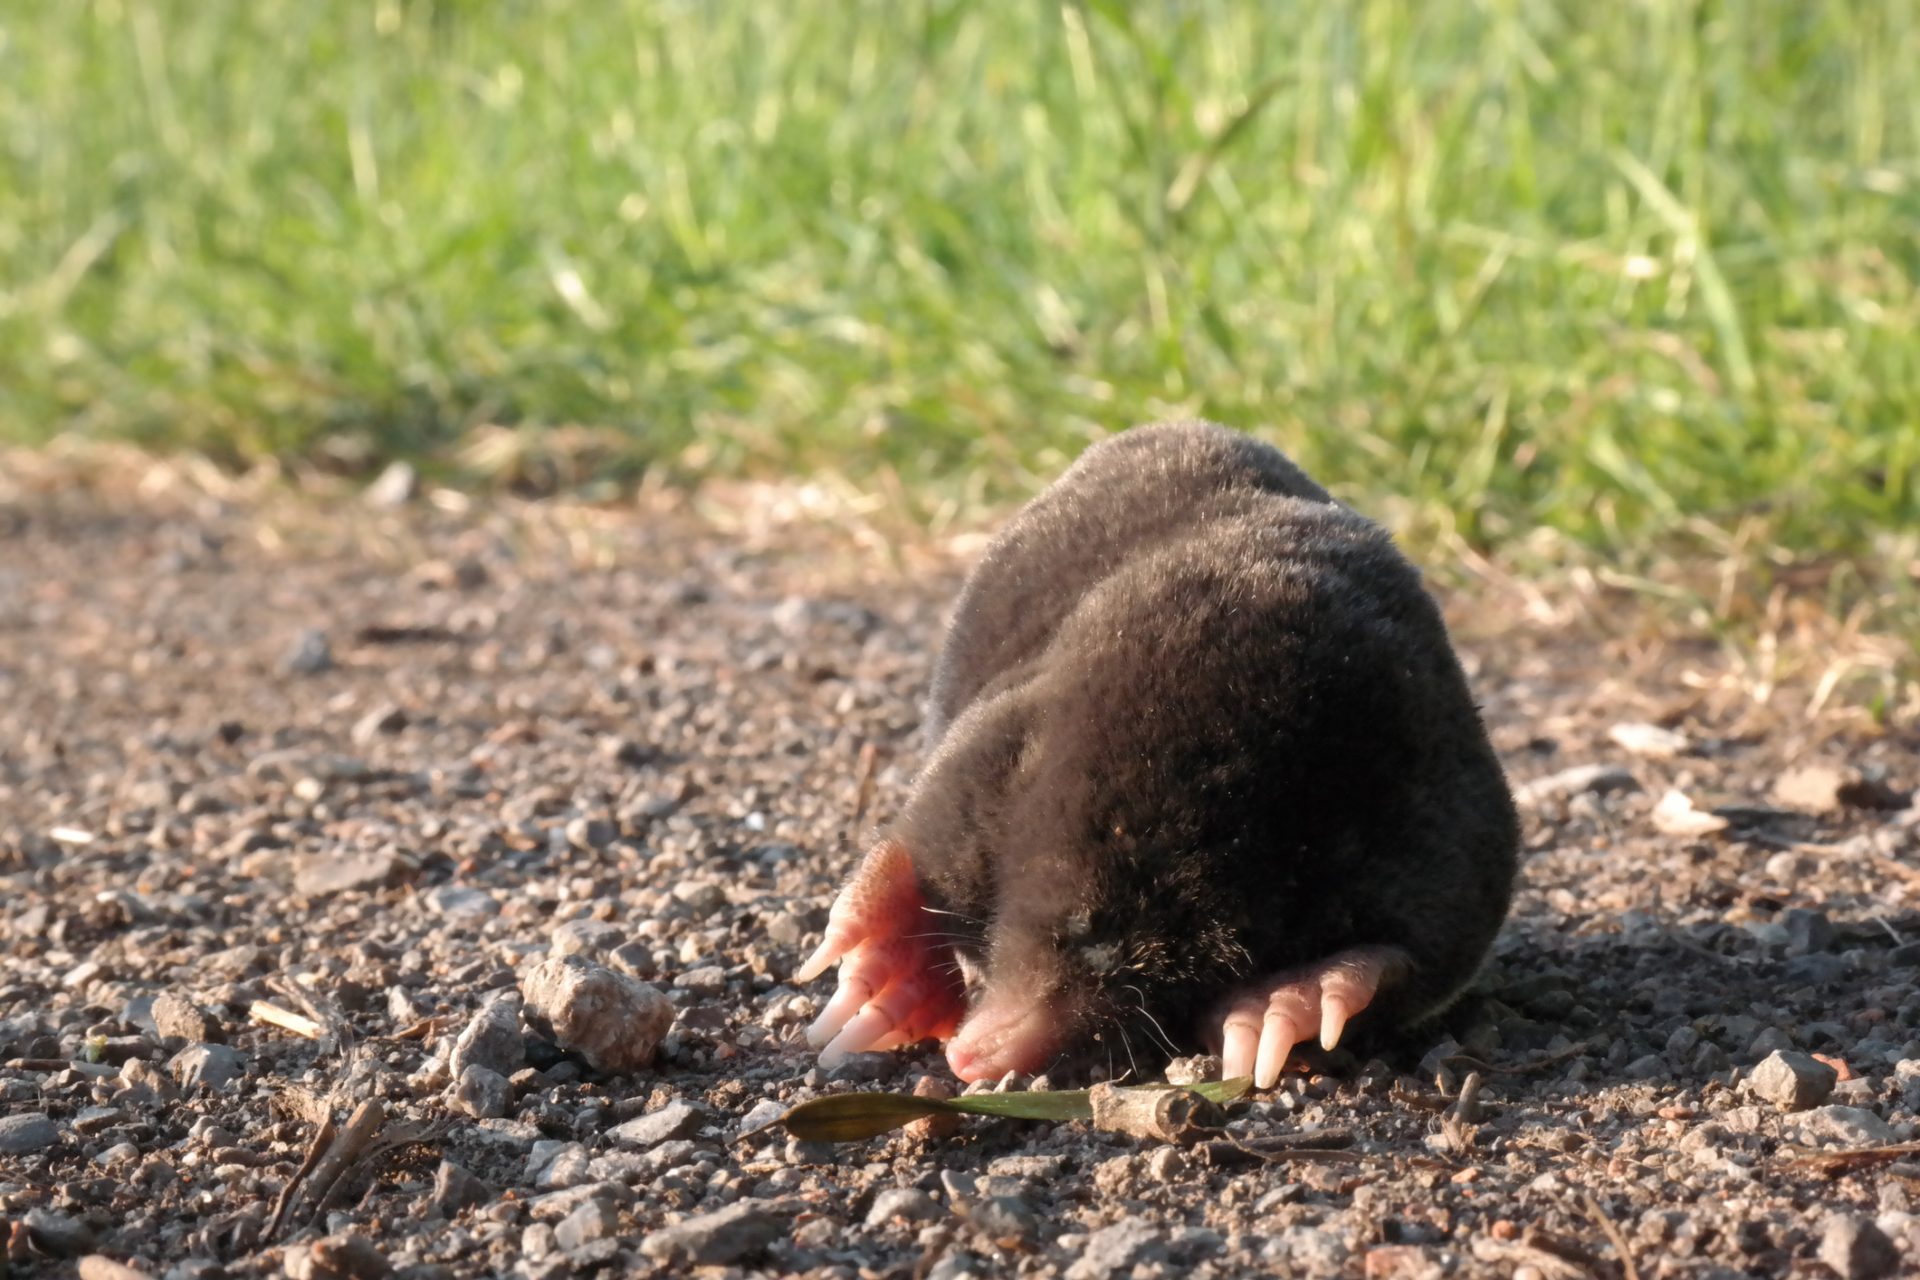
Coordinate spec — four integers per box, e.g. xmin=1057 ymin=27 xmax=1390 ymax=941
xmin=3 ymin=473 xmax=1919 ymax=1280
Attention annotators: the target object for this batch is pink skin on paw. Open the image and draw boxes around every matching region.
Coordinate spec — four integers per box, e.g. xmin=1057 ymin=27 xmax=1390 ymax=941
xmin=797 ymin=840 xmax=967 ymax=1066
xmin=1215 ymin=946 xmax=1410 ymax=1089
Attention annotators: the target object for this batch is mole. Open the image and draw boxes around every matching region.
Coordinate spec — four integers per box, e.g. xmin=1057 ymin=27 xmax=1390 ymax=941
xmin=796 ymin=421 xmax=1519 ymax=1087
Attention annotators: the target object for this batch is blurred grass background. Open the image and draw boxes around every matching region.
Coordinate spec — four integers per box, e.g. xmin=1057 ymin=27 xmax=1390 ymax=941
xmin=2 ymin=0 xmax=1917 ymax=562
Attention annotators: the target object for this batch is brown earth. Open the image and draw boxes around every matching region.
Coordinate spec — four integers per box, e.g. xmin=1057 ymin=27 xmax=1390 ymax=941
xmin=2 ymin=462 xmax=1919 ymax=1280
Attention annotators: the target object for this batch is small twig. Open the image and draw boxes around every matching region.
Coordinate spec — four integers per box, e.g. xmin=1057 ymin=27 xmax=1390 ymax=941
xmin=1443 ymin=1040 xmax=1595 ymax=1078
xmin=299 ymin=1098 xmax=388 ymax=1223
xmin=1454 ymin=1071 xmax=1486 ymax=1124
xmin=384 ymin=1014 xmax=454 ymax=1042
xmin=1583 ymin=1192 xmax=1643 ymax=1280
xmin=250 ymin=1001 xmax=324 ymax=1040
xmin=1779 ymin=1139 xmax=1920 ymax=1173
xmin=266 ymin=1112 xmax=336 ymax=1242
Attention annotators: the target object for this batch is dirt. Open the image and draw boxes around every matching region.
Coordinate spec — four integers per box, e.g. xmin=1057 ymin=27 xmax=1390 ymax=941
xmin=2 ymin=469 xmax=1919 ymax=1280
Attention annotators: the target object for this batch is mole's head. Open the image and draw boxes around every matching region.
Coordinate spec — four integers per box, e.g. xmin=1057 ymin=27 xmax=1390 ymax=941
xmin=938 ymin=844 xmax=1254 ymax=1083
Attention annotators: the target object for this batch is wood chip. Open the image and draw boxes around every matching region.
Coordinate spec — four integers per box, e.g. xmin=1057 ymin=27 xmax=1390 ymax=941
xmin=250 ymin=1001 xmax=324 ymax=1040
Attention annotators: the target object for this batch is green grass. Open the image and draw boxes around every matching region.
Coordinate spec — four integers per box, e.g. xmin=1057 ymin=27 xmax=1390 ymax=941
xmin=3 ymin=0 xmax=1918 ymax=558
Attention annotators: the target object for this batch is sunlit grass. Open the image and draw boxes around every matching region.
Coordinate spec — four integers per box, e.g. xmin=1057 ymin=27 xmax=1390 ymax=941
xmin=2 ymin=0 xmax=1917 ymax=563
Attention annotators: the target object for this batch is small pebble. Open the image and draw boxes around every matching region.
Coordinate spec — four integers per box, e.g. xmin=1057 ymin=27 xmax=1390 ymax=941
xmin=168 ymin=1043 xmax=246 ymax=1091
xmin=1821 ymin=1214 xmax=1900 ymax=1280
xmin=1065 ymin=1219 xmax=1166 ymax=1280
xmin=607 ymin=1099 xmax=707 ymax=1148
xmin=521 ymin=955 xmax=673 ymax=1075
xmin=867 ymin=1187 xmax=941 ymax=1226
xmin=449 ymin=991 xmax=526 ymax=1078
xmin=1749 ymin=1050 xmax=1838 ymax=1111
xmin=450 ymin=1064 xmax=513 ymax=1119
xmin=638 ymin=1200 xmax=782 ymax=1267
xmin=282 ymin=629 xmax=335 ymax=675
xmin=0 ymin=1111 xmax=62 ymax=1155
xmin=24 ymin=1208 xmax=97 ymax=1258
xmin=430 ymin=1160 xmax=494 ymax=1216
xmin=554 ymin=1198 xmax=620 ymax=1252
xmin=968 ymin=1196 xmax=1039 ymax=1246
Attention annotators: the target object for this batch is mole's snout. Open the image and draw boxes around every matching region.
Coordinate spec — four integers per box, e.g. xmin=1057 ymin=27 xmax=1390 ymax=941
xmin=944 ymin=987 xmax=1068 ymax=1083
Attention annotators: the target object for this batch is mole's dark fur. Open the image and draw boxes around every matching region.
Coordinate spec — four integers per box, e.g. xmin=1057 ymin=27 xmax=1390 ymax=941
xmin=892 ymin=421 xmax=1519 ymax=1064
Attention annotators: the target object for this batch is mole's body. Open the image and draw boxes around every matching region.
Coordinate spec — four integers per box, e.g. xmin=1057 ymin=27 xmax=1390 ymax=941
xmin=799 ymin=422 xmax=1519 ymax=1085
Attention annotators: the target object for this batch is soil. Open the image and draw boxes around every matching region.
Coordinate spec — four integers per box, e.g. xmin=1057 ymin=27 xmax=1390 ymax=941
xmin=2 ymin=468 xmax=1919 ymax=1280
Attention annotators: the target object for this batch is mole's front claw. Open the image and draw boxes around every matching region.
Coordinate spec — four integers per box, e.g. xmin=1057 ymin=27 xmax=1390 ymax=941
xmin=797 ymin=838 xmax=966 ymax=1066
xmin=1215 ymin=946 xmax=1410 ymax=1089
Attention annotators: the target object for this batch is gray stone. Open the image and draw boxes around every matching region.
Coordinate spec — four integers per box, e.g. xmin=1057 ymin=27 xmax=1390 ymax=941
xmin=1066 ymin=1219 xmax=1166 ymax=1280
xmin=72 ymin=1106 xmax=126 ymax=1136
xmin=1791 ymin=1105 xmax=1899 ymax=1148
xmin=550 ymin=919 xmax=626 ymax=959
xmin=608 ymin=1099 xmax=707 ymax=1148
xmin=1783 ymin=908 xmax=1837 ymax=955
xmin=1783 ymin=953 xmax=1850 ymax=985
xmin=168 ymin=1042 xmax=246 ymax=1090
xmin=736 ymin=1098 xmax=786 ymax=1137
xmin=867 ymin=1187 xmax=942 ymax=1226
xmin=449 ymin=992 xmax=526 ymax=1078
xmin=285 ymin=1232 xmax=391 ymax=1280
xmin=925 ymin=1252 xmax=990 ymax=1280
xmin=429 ymin=1160 xmax=493 ymax=1216
xmin=563 ymin=816 xmax=616 ymax=851
xmin=1821 ymin=1215 xmax=1900 ymax=1280
xmin=670 ymin=881 xmax=726 ymax=916
xmin=283 ymin=628 xmax=335 ymax=675
xmin=1513 ymin=764 xmax=1638 ymax=807
xmin=297 ymin=851 xmax=411 ymax=897
xmin=1270 ymin=1225 xmax=1352 ymax=1272
xmin=530 ymin=1142 xmax=592 ymax=1190
xmin=23 ymin=1208 xmax=95 ymax=1258
xmin=1749 ymin=1050 xmax=1837 ymax=1111
xmin=1748 ymin=1026 xmax=1795 ymax=1058
xmin=554 ymin=1198 xmax=620 ymax=1252
xmin=449 ymin=1064 xmax=512 ymax=1119
xmin=0 ymin=1111 xmax=62 ymax=1155
xmin=940 ymin=1170 xmax=980 ymax=1203
xmin=970 ymin=1196 xmax=1039 ymax=1245
xmin=639 ymin=1200 xmax=782 ymax=1267
xmin=520 ymin=1222 xmax=557 ymax=1261
xmin=422 ymin=885 xmax=498 ymax=921
xmin=151 ymin=991 xmax=223 ymax=1043
xmin=1624 ymin=1053 xmax=1666 ymax=1080
xmin=350 ymin=702 xmax=409 ymax=746
xmin=520 ymin=955 xmax=673 ymax=1075
xmin=527 ymin=1181 xmax=630 ymax=1222
xmin=94 ymin=1140 xmax=140 ymax=1166
xmin=674 ymin=964 xmax=728 ymax=996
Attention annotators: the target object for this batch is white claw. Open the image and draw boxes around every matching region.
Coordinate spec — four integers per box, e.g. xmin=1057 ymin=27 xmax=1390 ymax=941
xmin=1319 ymin=996 xmax=1352 ymax=1051
xmin=794 ymin=938 xmax=841 ymax=985
xmin=805 ymin=974 xmax=872 ymax=1048
xmin=1254 ymin=1016 xmax=1299 ymax=1090
xmin=1220 ymin=1017 xmax=1259 ymax=1082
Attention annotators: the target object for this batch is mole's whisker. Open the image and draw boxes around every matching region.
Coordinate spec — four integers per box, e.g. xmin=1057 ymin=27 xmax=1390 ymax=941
xmin=919 ymin=906 xmax=983 ymax=925
xmin=1123 ymin=985 xmax=1180 ymax=1057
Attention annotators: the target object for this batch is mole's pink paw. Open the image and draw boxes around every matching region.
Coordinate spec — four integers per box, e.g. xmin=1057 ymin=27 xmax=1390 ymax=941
xmin=1215 ymin=946 xmax=1410 ymax=1089
xmin=796 ymin=839 xmax=967 ymax=1067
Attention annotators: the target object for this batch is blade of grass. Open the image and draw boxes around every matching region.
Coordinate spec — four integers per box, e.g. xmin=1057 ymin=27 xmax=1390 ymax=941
xmin=775 ymin=1076 xmax=1252 ymax=1143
